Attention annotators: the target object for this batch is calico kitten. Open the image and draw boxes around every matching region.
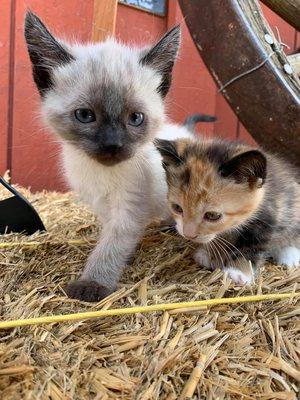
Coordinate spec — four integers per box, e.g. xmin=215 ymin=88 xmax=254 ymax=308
xmin=24 ymin=12 xmax=215 ymax=301
xmin=155 ymin=137 xmax=300 ymax=284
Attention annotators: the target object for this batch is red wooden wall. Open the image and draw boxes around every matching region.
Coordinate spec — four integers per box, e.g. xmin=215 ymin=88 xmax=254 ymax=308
xmin=0 ymin=0 xmax=299 ymax=192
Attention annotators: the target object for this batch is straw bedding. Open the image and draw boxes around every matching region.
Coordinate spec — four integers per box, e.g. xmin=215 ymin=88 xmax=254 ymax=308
xmin=0 ymin=183 xmax=299 ymax=400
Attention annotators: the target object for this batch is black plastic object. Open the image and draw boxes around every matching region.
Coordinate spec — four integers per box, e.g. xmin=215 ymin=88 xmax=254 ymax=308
xmin=0 ymin=177 xmax=46 ymax=235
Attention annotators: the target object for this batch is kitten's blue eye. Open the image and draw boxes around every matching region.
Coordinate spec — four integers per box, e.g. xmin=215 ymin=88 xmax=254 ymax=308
xmin=75 ymin=109 xmax=96 ymax=123
xmin=204 ymin=211 xmax=222 ymax=221
xmin=128 ymin=112 xmax=144 ymax=127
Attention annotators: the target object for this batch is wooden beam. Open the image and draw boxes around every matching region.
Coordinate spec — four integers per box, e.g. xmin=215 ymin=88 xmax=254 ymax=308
xmin=92 ymin=0 xmax=118 ymax=42
xmin=178 ymin=0 xmax=300 ymax=168
xmin=260 ymin=0 xmax=300 ymax=31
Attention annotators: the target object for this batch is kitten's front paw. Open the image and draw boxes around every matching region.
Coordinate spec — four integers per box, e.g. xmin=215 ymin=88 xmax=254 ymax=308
xmin=66 ymin=280 xmax=113 ymax=302
xmin=225 ymin=267 xmax=253 ymax=286
xmin=277 ymin=246 xmax=300 ymax=268
xmin=194 ymin=249 xmax=216 ymax=270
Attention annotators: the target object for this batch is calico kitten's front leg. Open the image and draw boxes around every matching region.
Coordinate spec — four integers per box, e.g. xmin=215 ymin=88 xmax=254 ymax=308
xmin=221 ymin=241 xmax=266 ymax=285
xmin=194 ymin=244 xmax=258 ymax=285
xmin=194 ymin=248 xmax=216 ymax=271
xmin=66 ymin=204 xmax=149 ymax=302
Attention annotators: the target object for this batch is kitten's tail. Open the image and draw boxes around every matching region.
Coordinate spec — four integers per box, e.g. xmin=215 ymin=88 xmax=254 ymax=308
xmin=183 ymin=113 xmax=217 ymax=133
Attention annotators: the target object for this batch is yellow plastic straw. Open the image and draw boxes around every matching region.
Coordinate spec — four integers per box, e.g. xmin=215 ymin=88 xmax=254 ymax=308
xmin=0 ymin=292 xmax=298 ymax=330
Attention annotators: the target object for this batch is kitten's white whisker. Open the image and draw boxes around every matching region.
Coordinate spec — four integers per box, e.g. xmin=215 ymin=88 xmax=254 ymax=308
xmin=214 ymin=237 xmax=232 ymax=266
xmin=210 ymin=240 xmax=224 ymax=269
xmin=217 ymin=236 xmax=248 ymax=264
xmin=207 ymin=242 xmax=219 ymax=269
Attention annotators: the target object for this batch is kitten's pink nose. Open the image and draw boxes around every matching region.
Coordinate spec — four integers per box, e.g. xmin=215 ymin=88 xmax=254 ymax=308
xmin=183 ymin=222 xmax=198 ymax=240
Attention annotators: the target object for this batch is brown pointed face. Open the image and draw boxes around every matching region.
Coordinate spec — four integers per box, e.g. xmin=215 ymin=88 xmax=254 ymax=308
xmin=155 ymin=138 xmax=266 ymax=243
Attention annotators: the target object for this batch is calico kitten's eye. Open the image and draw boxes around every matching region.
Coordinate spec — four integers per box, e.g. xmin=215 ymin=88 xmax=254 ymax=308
xmin=75 ymin=109 xmax=96 ymax=123
xmin=128 ymin=112 xmax=144 ymax=127
xmin=171 ymin=203 xmax=183 ymax=214
xmin=204 ymin=211 xmax=222 ymax=221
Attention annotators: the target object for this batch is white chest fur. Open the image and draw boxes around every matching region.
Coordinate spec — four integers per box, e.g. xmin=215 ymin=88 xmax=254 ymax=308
xmin=61 ymin=123 xmax=191 ymax=223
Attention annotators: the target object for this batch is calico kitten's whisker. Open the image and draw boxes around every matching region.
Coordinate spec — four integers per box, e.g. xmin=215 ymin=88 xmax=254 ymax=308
xmin=217 ymin=236 xmax=248 ymax=264
xmin=214 ymin=239 xmax=233 ymax=268
xmin=210 ymin=240 xmax=224 ymax=269
xmin=206 ymin=243 xmax=219 ymax=269
xmin=213 ymin=237 xmax=233 ymax=266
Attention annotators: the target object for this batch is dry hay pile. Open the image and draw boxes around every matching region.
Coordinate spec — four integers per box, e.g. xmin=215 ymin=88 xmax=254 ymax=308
xmin=0 ymin=184 xmax=299 ymax=400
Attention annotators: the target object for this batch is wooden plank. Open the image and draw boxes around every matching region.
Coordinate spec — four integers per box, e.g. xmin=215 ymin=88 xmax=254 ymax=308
xmin=0 ymin=0 xmax=11 ymax=176
xmin=238 ymin=123 xmax=258 ymax=146
xmin=260 ymin=0 xmax=300 ymax=31
xmin=216 ymin=3 xmax=298 ymax=144
xmin=236 ymin=2 xmax=298 ymax=145
xmin=179 ymin=0 xmax=300 ymax=167
xmin=92 ymin=0 xmax=117 ymax=42
xmin=214 ymin=94 xmax=238 ymax=140
xmin=237 ymin=2 xmax=298 ymax=145
xmin=12 ymin=0 xmax=94 ymax=191
xmin=167 ymin=1 xmax=217 ymax=137
xmin=116 ymin=3 xmax=166 ymax=44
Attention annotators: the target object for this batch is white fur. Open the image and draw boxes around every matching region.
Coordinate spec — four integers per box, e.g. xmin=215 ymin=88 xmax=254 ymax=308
xmin=62 ymin=123 xmax=191 ymax=289
xmin=31 ymin=26 xmax=185 ymax=291
xmin=193 ymin=248 xmax=211 ymax=269
xmin=225 ymin=267 xmax=254 ymax=285
xmin=275 ymin=246 xmax=300 ymax=268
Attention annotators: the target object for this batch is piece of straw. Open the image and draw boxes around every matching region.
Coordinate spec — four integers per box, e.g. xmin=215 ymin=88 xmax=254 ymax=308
xmin=0 ymin=365 xmax=36 ymax=376
xmin=180 ymin=354 xmax=207 ymax=398
xmin=0 ymin=239 xmax=87 ymax=249
xmin=0 ymin=292 xmax=298 ymax=330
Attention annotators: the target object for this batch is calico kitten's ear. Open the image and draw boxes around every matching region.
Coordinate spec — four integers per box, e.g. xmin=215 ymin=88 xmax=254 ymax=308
xmin=140 ymin=25 xmax=181 ymax=97
xmin=24 ymin=11 xmax=74 ymax=96
xmin=219 ymin=150 xmax=267 ymax=188
xmin=154 ymin=139 xmax=182 ymax=168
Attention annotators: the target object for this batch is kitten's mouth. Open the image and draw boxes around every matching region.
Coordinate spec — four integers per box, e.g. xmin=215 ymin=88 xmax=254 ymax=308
xmin=92 ymin=151 xmax=131 ymax=166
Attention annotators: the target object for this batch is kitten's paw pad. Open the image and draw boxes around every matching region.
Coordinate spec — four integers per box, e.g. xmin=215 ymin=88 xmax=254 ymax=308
xmin=194 ymin=250 xmax=215 ymax=270
xmin=226 ymin=268 xmax=253 ymax=286
xmin=66 ymin=280 xmax=113 ymax=302
xmin=277 ymin=247 xmax=300 ymax=268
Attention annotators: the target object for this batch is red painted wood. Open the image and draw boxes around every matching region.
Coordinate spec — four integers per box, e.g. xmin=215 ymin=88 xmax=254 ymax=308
xmin=0 ymin=0 xmax=11 ymax=176
xmin=214 ymin=95 xmax=238 ymax=140
xmin=166 ymin=1 xmax=217 ymax=136
xmin=5 ymin=0 xmax=299 ymax=190
xmin=116 ymin=3 xmax=166 ymax=44
xmin=11 ymin=0 xmax=94 ymax=191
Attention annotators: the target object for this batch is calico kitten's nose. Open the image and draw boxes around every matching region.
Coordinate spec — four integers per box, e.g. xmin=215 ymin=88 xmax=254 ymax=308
xmin=183 ymin=222 xmax=198 ymax=240
xmin=185 ymin=233 xmax=198 ymax=240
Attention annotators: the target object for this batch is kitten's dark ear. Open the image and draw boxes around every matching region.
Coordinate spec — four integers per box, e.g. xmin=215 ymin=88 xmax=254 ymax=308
xmin=154 ymin=139 xmax=182 ymax=168
xmin=24 ymin=11 xmax=74 ymax=96
xmin=219 ymin=150 xmax=267 ymax=188
xmin=140 ymin=25 xmax=181 ymax=97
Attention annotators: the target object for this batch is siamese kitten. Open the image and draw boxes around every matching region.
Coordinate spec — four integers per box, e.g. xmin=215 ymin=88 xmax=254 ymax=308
xmin=24 ymin=12 xmax=215 ymax=301
xmin=155 ymin=137 xmax=300 ymax=284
